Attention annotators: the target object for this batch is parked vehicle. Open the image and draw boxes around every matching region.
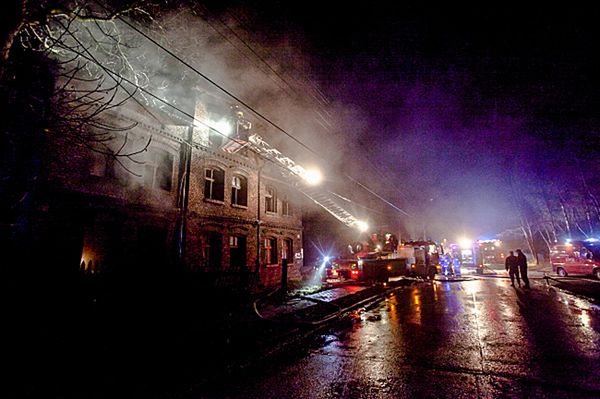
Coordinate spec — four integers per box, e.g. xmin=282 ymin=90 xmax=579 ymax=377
xmin=345 ymin=239 xmax=441 ymax=282
xmin=447 ymin=241 xmax=484 ymax=274
xmin=351 ymin=257 xmax=409 ymax=283
xmin=550 ymin=243 xmax=600 ymax=279
xmin=321 ymin=234 xmax=442 ymax=283
xmin=477 ymin=239 xmax=505 ymax=267
xmin=397 ymin=240 xmax=441 ymax=279
xmin=327 ymin=257 xmax=357 ymax=280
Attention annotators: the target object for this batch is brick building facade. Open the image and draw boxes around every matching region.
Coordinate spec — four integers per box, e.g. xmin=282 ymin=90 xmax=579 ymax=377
xmin=34 ymin=99 xmax=304 ymax=289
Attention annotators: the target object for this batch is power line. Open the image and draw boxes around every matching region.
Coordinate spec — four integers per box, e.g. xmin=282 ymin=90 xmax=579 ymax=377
xmin=92 ymin=0 xmax=411 ymax=218
xmin=185 ymin=5 xmax=337 ymax=140
xmin=54 ymin=15 xmax=380 ymax=234
xmin=51 ymin=20 xmax=298 ymax=181
xmin=345 ymin=175 xmax=411 ymax=217
xmin=221 ymin=8 xmax=332 ymax=111
xmin=355 ymin=136 xmax=412 ymax=203
xmin=329 ymin=191 xmax=389 ymax=216
xmin=211 ymin=13 xmax=411 ymax=209
xmin=56 ymin=17 xmax=377 ymax=230
xmin=195 ymin=8 xmax=298 ymax=100
xmin=93 ymin=0 xmax=314 ymax=154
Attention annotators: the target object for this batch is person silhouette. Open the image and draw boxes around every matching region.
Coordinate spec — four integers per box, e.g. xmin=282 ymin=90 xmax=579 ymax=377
xmin=505 ymin=250 xmax=520 ymax=287
xmin=516 ymin=249 xmax=530 ymax=289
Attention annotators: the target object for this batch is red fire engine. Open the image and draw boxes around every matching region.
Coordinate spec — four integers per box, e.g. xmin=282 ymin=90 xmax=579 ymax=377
xmin=325 ymin=235 xmax=441 ymax=283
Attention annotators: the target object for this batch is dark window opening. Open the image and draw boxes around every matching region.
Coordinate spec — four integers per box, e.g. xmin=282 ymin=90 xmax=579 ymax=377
xmin=281 ymin=195 xmax=290 ymax=216
xmin=229 ymin=235 xmax=247 ymax=270
xmin=231 ymin=175 xmax=248 ymax=206
xmin=203 ymin=232 xmax=223 ymax=270
xmin=144 ymin=149 xmax=173 ymax=191
xmin=204 ymin=167 xmax=225 ymax=201
xmin=265 ymin=186 xmax=277 ymax=213
xmin=90 ymin=152 xmax=123 ymax=183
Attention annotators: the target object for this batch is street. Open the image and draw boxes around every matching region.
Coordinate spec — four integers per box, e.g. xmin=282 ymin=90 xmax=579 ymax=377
xmin=4 ymin=3 xmax=600 ymax=399
xmin=196 ymin=276 xmax=600 ymax=398
xmin=545 ymin=275 xmax=600 ymax=303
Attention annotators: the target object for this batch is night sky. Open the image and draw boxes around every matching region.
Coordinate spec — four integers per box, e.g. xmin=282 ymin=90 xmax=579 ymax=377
xmin=202 ymin=1 xmax=600 ymax=240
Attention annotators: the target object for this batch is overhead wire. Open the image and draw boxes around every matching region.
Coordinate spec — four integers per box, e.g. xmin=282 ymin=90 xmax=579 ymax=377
xmin=92 ymin=0 xmax=315 ymax=154
xmin=52 ymin=19 xmax=297 ymax=179
xmin=200 ymin=8 xmax=338 ymax=138
xmin=355 ymin=136 xmax=412 ymax=203
xmin=219 ymin=7 xmax=332 ymax=111
xmin=206 ymin=5 xmax=413 ymax=216
xmin=92 ymin=0 xmax=412 ymax=218
xmin=215 ymin=6 xmax=413 ymax=215
xmin=198 ymin=7 xmax=347 ymax=160
xmin=55 ymin=15 xmax=392 ymax=225
xmin=194 ymin=7 xmax=298 ymax=99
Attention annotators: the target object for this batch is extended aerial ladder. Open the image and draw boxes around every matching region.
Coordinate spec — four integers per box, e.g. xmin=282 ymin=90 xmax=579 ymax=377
xmin=129 ymin=103 xmax=366 ymax=230
xmin=244 ymin=133 xmax=363 ymax=229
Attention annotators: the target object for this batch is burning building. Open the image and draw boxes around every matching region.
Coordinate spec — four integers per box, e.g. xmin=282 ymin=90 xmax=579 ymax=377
xmin=33 ymin=93 xmax=304 ymax=289
xmin=2 ymin=6 xmax=376 ymax=291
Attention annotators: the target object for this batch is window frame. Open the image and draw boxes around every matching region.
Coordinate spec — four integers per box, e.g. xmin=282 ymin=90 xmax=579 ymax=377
xmin=231 ymin=174 xmax=248 ymax=207
xmin=264 ymin=237 xmax=278 ymax=265
xmin=281 ymin=194 xmax=290 ymax=216
xmin=283 ymin=238 xmax=293 ymax=261
xmin=144 ymin=148 xmax=174 ymax=191
xmin=204 ymin=166 xmax=225 ymax=202
xmin=265 ymin=186 xmax=277 ymax=213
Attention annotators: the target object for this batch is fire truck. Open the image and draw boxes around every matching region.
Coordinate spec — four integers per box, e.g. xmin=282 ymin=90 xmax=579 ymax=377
xmin=325 ymin=237 xmax=441 ymax=283
xmin=447 ymin=240 xmax=484 ymax=274
xmin=477 ymin=239 xmax=505 ymax=266
xmin=396 ymin=240 xmax=442 ymax=280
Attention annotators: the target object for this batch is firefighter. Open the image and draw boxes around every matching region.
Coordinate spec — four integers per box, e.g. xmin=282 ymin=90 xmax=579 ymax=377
xmin=505 ymin=251 xmax=520 ymax=287
xmin=516 ymin=249 xmax=530 ymax=289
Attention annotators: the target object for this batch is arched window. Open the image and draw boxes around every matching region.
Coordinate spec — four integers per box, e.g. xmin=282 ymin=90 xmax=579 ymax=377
xmin=231 ymin=175 xmax=248 ymax=206
xmin=204 ymin=167 xmax=225 ymax=201
xmin=265 ymin=186 xmax=277 ymax=213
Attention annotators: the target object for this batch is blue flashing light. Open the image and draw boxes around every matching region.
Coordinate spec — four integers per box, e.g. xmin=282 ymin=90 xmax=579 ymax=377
xmin=584 ymin=238 xmax=599 ymax=243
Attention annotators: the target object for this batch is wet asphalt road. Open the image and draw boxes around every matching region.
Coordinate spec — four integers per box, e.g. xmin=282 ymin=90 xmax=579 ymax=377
xmin=197 ymin=277 xmax=600 ymax=398
xmin=546 ymin=275 xmax=600 ymax=303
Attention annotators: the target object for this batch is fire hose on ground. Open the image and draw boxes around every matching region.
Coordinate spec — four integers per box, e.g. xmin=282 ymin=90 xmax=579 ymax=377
xmin=253 ymin=284 xmax=406 ymax=327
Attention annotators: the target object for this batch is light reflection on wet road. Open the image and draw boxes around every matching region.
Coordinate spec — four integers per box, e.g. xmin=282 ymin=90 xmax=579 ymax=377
xmin=199 ymin=278 xmax=600 ymax=398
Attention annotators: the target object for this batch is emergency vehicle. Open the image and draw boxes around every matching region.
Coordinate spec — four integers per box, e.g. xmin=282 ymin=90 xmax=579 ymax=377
xmin=448 ymin=241 xmax=484 ymax=274
xmin=550 ymin=241 xmax=600 ymax=279
xmin=325 ymin=238 xmax=441 ymax=283
xmin=477 ymin=239 xmax=505 ymax=266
